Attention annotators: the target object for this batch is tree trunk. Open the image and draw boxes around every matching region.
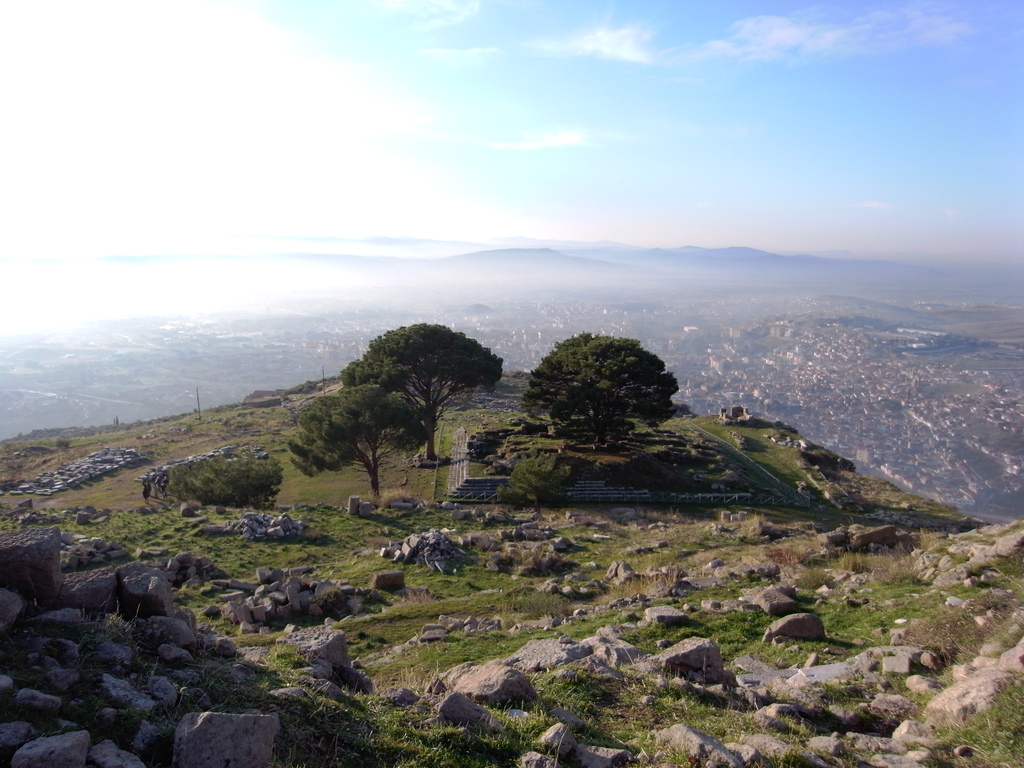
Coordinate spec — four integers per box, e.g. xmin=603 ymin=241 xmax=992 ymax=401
xmin=423 ymin=412 xmax=437 ymax=462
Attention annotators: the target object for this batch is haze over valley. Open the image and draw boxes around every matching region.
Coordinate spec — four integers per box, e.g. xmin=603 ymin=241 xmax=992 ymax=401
xmin=2 ymin=240 xmax=1022 ymax=523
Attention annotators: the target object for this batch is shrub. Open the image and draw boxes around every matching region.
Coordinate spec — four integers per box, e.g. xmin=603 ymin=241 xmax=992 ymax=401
xmin=167 ymin=449 xmax=283 ymax=509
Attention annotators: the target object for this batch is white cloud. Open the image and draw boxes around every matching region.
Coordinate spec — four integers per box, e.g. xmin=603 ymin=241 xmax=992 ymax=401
xmin=940 ymin=207 xmax=960 ymax=219
xmin=689 ymin=5 xmax=971 ymax=62
xmin=532 ymin=25 xmax=655 ymax=64
xmin=485 ymin=130 xmax=587 ymax=150
xmin=858 ymin=201 xmax=893 ymax=209
xmin=377 ymin=0 xmax=480 ymax=27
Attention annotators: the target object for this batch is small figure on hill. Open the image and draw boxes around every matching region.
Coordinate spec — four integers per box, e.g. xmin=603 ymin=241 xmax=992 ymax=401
xmin=142 ymin=480 xmax=152 ymax=502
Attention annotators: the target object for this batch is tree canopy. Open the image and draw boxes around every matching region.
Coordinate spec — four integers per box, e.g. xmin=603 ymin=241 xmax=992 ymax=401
xmin=288 ymin=384 xmax=425 ymax=497
xmin=167 ymin=449 xmax=283 ymax=509
xmin=522 ymin=333 xmax=678 ymax=444
xmin=498 ymin=453 xmax=570 ymax=511
xmin=341 ymin=324 xmax=503 ymax=461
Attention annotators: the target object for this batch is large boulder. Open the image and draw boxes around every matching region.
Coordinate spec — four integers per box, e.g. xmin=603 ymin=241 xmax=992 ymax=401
xmin=435 ymin=692 xmax=503 ymax=732
xmin=763 ymin=613 xmax=825 ymax=642
xmin=100 ymin=674 xmax=157 ymax=712
xmin=11 ymin=730 xmax=90 ymax=768
xmin=992 ymin=528 xmax=1024 ymax=557
xmin=0 ymin=527 xmax=63 ymax=602
xmin=504 ymin=636 xmax=591 ymax=672
xmin=88 ymin=739 xmax=147 ymax=768
xmin=998 ymin=637 xmax=1024 ymax=672
xmin=924 ymin=669 xmax=1013 ymax=724
xmin=648 ymin=637 xmax=728 ymax=684
xmin=276 ymin=626 xmax=350 ymax=669
xmin=116 ymin=562 xmax=175 ymax=619
xmin=654 ymin=725 xmax=742 ymax=768
xmin=135 ymin=616 xmax=197 ymax=652
xmin=0 ymin=722 xmax=33 ymax=760
xmin=581 ymin=634 xmax=648 ymax=667
xmin=0 ymin=587 xmax=25 ymax=632
xmin=172 ymin=712 xmax=279 ymax=768
xmin=748 ymin=586 xmax=797 ymax=616
xmin=56 ymin=567 xmax=117 ymax=613
xmin=440 ymin=661 xmax=537 ymax=705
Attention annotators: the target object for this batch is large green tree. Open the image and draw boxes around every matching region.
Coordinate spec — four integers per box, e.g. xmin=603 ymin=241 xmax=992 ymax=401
xmin=341 ymin=324 xmax=503 ymax=461
xmin=498 ymin=453 xmax=570 ymax=512
xmin=522 ymin=333 xmax=678 ymax=445
xmin=288 ymin=384 xmax=425 ymax=497
xmin=167 ymin=449 xmax=283 ymax=509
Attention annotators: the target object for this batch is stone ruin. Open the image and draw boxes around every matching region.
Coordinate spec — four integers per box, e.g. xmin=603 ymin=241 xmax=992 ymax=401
xmin=212 ymin=566 xmax=379 ymax=633
xmin=1 ymin=447 xmax=146 ymax=497
xmin=202 ymin=512 xmax=306 ymax=540
xmin=718 ymin=404 xmax=751 ymax=424
xmin=380 ymin=529 xmax=464 ymax=572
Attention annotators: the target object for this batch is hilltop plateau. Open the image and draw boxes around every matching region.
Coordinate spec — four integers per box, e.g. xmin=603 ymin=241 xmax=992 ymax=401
xmin=0 ymin=384 xmax=1021 ymax=768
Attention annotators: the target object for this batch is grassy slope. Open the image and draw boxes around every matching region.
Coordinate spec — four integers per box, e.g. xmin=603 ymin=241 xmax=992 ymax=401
xmin=2 ymin=388 xmax=1009 ymax=767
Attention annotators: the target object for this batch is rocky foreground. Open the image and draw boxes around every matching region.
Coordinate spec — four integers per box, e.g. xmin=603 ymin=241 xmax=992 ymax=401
xmin=0 ymin=512 xmax=1022 ymax=767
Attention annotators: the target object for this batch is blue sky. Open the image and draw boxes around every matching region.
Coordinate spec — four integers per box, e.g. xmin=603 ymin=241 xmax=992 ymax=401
xmin=1 ymin=0 xmax=1021 ymax=261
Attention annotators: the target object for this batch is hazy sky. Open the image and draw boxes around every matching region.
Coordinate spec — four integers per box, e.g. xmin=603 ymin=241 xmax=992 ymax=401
xmin=1 ymin=0 xmax=1022 ymax=261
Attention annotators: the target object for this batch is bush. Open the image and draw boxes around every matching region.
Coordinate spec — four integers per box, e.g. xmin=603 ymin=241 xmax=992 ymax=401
xmin=167 ymin=449 xmax=283 ymax=509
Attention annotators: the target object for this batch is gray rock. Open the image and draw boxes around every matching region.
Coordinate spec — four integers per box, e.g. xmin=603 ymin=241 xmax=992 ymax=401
xmin=581 ymin=635 xmax=647 ymax=666
xmin=748 ymin=586 xmax=797 ymax=616
xmin=604 ymin=561 xmax=636 ymax=585
xmin=723 ymin=742 xmax=765 ymax=766
xmin=94 ymin=641 xmax=134 ymax=669
xmin=88 ymin=739 xmax=147 ymax=768
xmin=0 ymin=587 xmax=25 ymax=632
xmin=380 ymin=687 xmax=420 ymax=706
xmin=13 ymin=688 xmax=61 ymax=713
xmin=739 ymin=733 xmax=792 ymax=757
xmin=762 ymin=613 xmax=825 ymax=642
xmin=654 ymin=724 xmax=742 ymax=768
xmin=648 ymin=637 xmax=728 ymax=684
xmin=147 ymin=675 xmax=179 ymax=706
xmin=869 ymin=693 xmax=918 ymax=719
xmin=43 ymin=668 xmax=80 ymax=691
xmin=849 ymin=525 xmax=900 ymax=551
xmin=0 ymin=722 xmax=33 ymax=757
xmin=846 ymin=734 xmax=908 ymax=755
xmin=571 ymin=745 xmax=632 ymax=768
xmin=520 ymin=751 xmax=560 ymax=768
xmin=369 ymin=571 xmax=405 ymax=590
xmin=538 ymin=723 xmax=576 ymax=757
xmin=806 ymin=736 xmax=844 ymax=756
xmin=56 ymin=567 xmax=117 ymax=613
xmin=924 ymin=669 xmax=1012 ymax=724
xmin=11 ymin=730 xmax=90 ymax=768
xmin=172 ymin=711 xmax=280 ymax=768
xmin=504 ymin=636 xmax=591 ymax=672
xmin=276 ymin=626 xmax=350 ymax=670
xmin=435 ymin=692 xmax=503 ymax=732
xmin=997 ymin=637 xmax=1024 ymax=672
xmin=116 ymin=562 xmax=175 ymax=619
xmin=441 ymin=661 xmax=537 ymax=705
xmin=643 ymin=606 xmax=688 ymax=626
xmin=0 ymin=527 xmax=63 ymax=602
xmin=549 ymin=707 xmax=586 ymax=728
xmin=136 ymin=616 xmax=197 ymax=652
xmin=101 ymin=674 xmax=157 ymax=712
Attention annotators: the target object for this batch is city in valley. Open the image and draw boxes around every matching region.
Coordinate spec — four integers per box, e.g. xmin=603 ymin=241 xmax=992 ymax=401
xmin=1 ymin=249 xmax=1021 ymax=524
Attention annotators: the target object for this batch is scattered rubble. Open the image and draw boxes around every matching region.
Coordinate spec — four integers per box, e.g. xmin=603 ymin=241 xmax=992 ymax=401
xmin=202 ymin=512 xmax=306 ymax=540
xmin=0 ymin=448 xmax=145 ymax=497
xmin=380 ymin=529 xmax=464 ymax=572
